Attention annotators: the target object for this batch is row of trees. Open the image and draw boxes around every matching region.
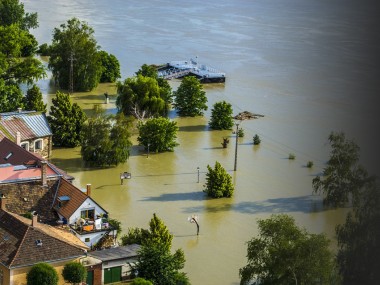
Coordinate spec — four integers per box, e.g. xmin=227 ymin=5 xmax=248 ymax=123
xmin=239 ymin=132 xmax=380 ymax=285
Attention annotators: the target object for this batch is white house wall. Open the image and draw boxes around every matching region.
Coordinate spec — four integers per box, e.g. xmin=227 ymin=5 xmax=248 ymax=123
xmin=68 ymin=198 xmax=106 ymax=224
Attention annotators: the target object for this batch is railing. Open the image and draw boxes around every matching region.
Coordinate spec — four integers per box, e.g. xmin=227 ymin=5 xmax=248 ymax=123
xmin=69 ymin=221 xmax=113 ymax=235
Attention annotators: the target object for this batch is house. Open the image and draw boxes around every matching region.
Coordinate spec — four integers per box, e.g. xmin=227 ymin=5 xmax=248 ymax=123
xmin=0 ymin=109 xmax=52 ymax=159
xmin=84 ymin=244 xmax=140 ymax=285
xmin=0 ymin=204 xmax=87 ymax=285
xmin=0 ymin=137 xmax=116 ymax=248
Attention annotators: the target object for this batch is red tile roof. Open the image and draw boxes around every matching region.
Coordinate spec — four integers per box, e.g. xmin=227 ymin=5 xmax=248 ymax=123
xmin=0 ymin=210 xmax=86 ymax=268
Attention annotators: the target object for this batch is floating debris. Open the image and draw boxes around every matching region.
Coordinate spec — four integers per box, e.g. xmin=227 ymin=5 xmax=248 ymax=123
xmin=234 ymin=111 xmax=264 ymax=120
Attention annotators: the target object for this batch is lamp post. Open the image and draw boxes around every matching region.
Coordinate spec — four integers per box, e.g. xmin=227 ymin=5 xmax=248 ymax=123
xmin=188 ymin=215 xmax=199 ymax=235
xmin=197 ymin=167 xmax=200 ymax=183
xmin=234 ymin=122 xmax=240 ymax=171
xmin=147 ymin=142 xmax=150 ymax=158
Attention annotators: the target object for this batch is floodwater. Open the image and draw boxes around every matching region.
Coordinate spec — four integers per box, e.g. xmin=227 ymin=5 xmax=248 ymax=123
xmin=24 ymin=0 xmax=379 ymax=284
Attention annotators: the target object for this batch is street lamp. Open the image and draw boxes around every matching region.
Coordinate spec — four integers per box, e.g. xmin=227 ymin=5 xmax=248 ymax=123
xmin=188 ymin=215 xmax=200 ymax=235
xmin=147 ymin=142 xmax=150 ymax=158
xmin=197 ymin=167 xmax=200 ymax=183
xmin=234 ymin=122 xmax=240 ymax=171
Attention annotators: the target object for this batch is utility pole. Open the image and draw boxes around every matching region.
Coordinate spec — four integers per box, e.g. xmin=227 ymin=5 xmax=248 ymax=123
xmin=68 ymin=51 xmax=76 ymax=94
xmin=234 ymin=122 xmax=240 ymax=171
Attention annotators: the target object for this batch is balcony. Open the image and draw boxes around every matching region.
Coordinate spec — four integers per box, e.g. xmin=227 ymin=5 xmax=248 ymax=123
xmin=69 ymin=218 xmax=114 ymax=235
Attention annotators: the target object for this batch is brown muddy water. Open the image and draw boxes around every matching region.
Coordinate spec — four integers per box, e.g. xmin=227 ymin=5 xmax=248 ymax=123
xmin=24 ymin=0 xmax=379 ymax=284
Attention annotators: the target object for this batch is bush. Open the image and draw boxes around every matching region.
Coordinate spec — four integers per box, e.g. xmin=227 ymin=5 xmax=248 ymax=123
xmin=237 ymin=128 xmax=244 ymax=137
xmin=62 ymin=262 xmax=87 ymax=284
xmin=27 ymin=263 xmax=58 ymax=285
xmin=306 ymin=161 xmax=314 ymax=168
xmin=204 ymin=161 xmax=234 ymax=198
xmin=253 ymin=134 xmax=261 ymax=145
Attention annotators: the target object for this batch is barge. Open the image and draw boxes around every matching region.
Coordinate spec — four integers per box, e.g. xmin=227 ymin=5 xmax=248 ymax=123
xmin=157 ymin=58 xmax=226 ymax=83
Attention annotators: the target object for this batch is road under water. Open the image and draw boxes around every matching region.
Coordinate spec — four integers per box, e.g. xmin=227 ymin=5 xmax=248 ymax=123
xmin=24 ymin=0 xmax=379 ymax=284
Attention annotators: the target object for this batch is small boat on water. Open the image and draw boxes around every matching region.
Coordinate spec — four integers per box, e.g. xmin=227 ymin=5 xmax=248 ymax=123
xmin=157 ymin=58 xmax=226 ymax=83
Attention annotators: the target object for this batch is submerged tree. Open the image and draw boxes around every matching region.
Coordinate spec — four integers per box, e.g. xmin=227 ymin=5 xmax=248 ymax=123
xmin=62 ymin=262 xmax=87 ymax=285
xmin=48 ymin=91 xmax=87 ymax=147
xmin=204 ymin=161 xmax=234 ymax=198
xmin=81 ymin=107 xmax=132 ymax=166
xmin=173 ymin=76 xmax=208 ymax=117
xmin=137 ymin=117 xmax=179 ymax=152
xmin=239 ymin=214 xmax=335 ymax=285
xmin=209 ymin=101 xmax=234 ymax=130
xmin=49 ymin=17 xmax=101 ymax=91
xmin=98 ymin=50 xmax=121 ymax=83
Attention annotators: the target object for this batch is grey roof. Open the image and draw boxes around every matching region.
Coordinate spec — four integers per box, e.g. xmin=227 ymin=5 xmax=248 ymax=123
xmin=88 ymin=244 xmax=141 ymax=261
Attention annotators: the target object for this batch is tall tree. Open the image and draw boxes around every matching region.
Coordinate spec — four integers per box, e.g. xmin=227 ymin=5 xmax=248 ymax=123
xmin=204 ymin=161 xmax=234 ymax=198
xmin=98 ymin=50 xmax=121 ymax=83
xmin=62 ymin=262 xmax=87 ymax=285
xmin=81 ymin=107 xmax=132 ymax=166
xmin=0 ymin=0 xmax=38 ymax=30
xmin=48 ymin=91 xmax=87 ymax=147
xmin=49 ymin=17 xmax=102 ymax=91
xmin=209 ymin=101 xmax=234 ymax=130
xmin=312 ymin=132 xmax=370 ymax=207
xmin=24 ymin=84 xmax=46 ymax=112
xmin=173 ymin=76 xmax=208 ymax=117
xmin=116 ymin=74 xmax=168 ymax=119
xmin=26 ymin=262 xmax=59 ymax=285
xmin=137 ymin=117 xmax=179 ymax=152
xmin=239 ymin=214 xmax=335 ymax=285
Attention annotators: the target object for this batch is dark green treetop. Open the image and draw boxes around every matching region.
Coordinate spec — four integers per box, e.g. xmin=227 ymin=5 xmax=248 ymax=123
xmin=26 ymin=263 xmax=58 ymax=285
xmin=62 ymin=262 xmax=87 ymax=285
xmin=173 ymin=76 xmax=208 ymax=117
xmin=209 ymin=100 xmax=234 ymax=130
xmin=24 ymin=84 xmax=46 ymax=112
xmin=98 ymin=50 xmax=121 ymax=83
xmin=204 ymin=161 xmax=234 ymax=198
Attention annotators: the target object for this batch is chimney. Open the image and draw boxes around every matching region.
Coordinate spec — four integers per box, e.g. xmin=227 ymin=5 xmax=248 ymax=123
xmin=0 ymin=194 xmax=7 ymax=211
xmin=86 ymin=184 xmax=91 ymax=196
xmin=17 ymin=107 xmax=22 ymax=113
xmin=16 ymin=131 xmax=21 ymax=145
xmin=32 ymin=213 xmax=38 ymax=227
xmin=41 ymin=161 xmax=47 ymax=186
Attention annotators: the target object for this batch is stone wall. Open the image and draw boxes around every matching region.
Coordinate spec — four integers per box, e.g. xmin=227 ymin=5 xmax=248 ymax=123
xmin=0 ymin=179 xmax=59 ymax=223
xmin=26 ymin=136 xmax=52 ymax=159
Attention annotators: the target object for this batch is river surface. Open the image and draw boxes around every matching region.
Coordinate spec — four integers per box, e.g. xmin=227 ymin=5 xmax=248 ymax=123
xmin=23 ymin=0 xmax=380 ymax=284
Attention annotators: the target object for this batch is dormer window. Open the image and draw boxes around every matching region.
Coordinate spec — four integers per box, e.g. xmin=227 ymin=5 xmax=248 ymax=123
xmin=20 ymin=142 xmax=29 ymax=151
xmin=34 ymin=139 xmax=43 ymax=150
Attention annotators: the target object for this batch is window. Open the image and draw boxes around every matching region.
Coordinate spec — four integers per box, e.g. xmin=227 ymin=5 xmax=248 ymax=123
xmin=85 ymin=237 xmax=90 ymax=242
xmin=34 ymin=139 xmax=43 ymax=150
xmin=81 ymin=209 xmax=95 ymax=220
xmin=21 ymin=142 xmax=29 ymax=151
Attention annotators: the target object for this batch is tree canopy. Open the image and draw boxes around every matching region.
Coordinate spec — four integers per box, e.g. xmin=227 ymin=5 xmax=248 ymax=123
xmin=26 ymin=262 xmax=59 ymax=285
xmin=49 ymin=17 xmax=102 ymax=92
xmin=209 ymin=100 xmax=234 ymax=130
xmin=0 ymin=0 xmax=38 ymax=30
xmin=24 ymin=84 xmax=46 ymax=112
xmin=173 ymin=76 xmax=208 ymax=117
xmin=239 ymin=214 xmax=335 ymax=285
xmin=48 ymin=91 xmax=87 ymax=147
xmin=81 ymin=108 xmax=132 ymax=166
xmin=62 ymin=262 xmax=87 ymax=285
xmin=116 ymin=74 xmax=169 ymax=119
xmin=137 ymin=117 xmax=179 ymax=152
xmin=98 ymin=50 xmax=121 ymax=83
xmin=204 ymin=161 xmax=234 ymax=198
xmin=312 ymin=131 xmax=370 ymax=207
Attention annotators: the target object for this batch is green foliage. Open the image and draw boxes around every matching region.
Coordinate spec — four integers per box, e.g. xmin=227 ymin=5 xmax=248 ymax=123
xmin=135 ymin=64 xmax=158 ymax=78
xmin=237 ymin=128 xmax=244 ymax=137
xmin=27 ymin=262 xmax=59 ymax=285
xmin=137 ymin=117 xmax=179 ymax=152
xmin=131 ymin=278 xmax=153 ymax=285
xmin=136 ymin=243 xmax=187 ymax=285
xmin=121 ymin=213 xmax=173 ymax=250
xmin=108 ymin=217 xmax=122 ymax=238
xmin=312 ymin=131 xmax=369 ymax=207
xmin=253 ymin=134 xmax=261 ymax=145
xmin=37 ymin=43 xmax=51 ymax=56
xmin=24 ymin=84 xmax=46 ymax=112
xmin=306 ymin=160 xmax=313 ymax=168
xmin=49 ymin=17 xmax=102 ymax=91
xmin=209 ymin=101 xmax=234 ymax=130
xmin=22 ymin=212 xmax=33 ymax=219
xmin=336 ymin=180 xmax=380 ymax=284
xmin=173 ymin=76 xmax=208 ymax=117
xmin=0 ymin=0 xmax=38 ymax=30
xmin=0 ymin=79 xmax=24 ymax=112
xmin=62 ymin=262 xmax=87 ymax=285
xmin=288 ymin=153 xmax=295 ymax=160
xmin=239 ymin=214 xmax=335 ymax=285
xmin=98 ymin=50 xmax=121 ymax=83
xmin=81 ymin=108 xmax=132 ymax=166
xmin=21 ymin=32 xmax=38 ymax=57
xmin=48 ymin=91 xmax=87 ymax=147
xmin=116 ymin=74 xmax=169 ymax=119
xmin=204 ymin=161 xmax=234 ymax=198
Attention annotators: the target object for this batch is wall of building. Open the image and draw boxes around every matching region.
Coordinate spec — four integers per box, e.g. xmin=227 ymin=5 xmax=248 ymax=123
xmin=25 ymin=136 xmax=52 ymax=159
xmin=0 ymin=180 xmax=59 ymax=223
